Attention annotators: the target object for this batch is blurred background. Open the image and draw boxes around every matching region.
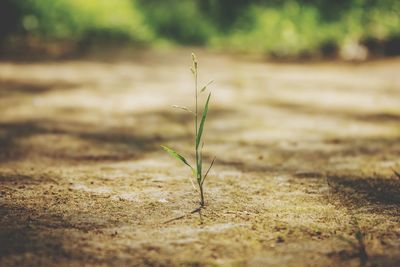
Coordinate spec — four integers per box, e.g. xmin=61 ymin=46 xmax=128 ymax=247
xmin=0 ymin=0 xmax=399 ymax=60
xmin=1 ymin=2 xmax=400 ymax=266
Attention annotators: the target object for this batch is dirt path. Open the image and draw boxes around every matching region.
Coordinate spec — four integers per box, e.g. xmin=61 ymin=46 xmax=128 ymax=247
xmin=0 ymin=49 xmax=399 ymax=266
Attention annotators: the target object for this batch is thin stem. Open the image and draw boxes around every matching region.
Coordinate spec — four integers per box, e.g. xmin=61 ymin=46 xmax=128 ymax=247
xmin=193 ymin=55 xmax=203 ymax=206
xmin=195 ymin=59 xmax=199 ymax=183
xmin=201 ymin=156 xmax=216 ymax=187
xmin=199 ymin=185 xmax=205 ymax=207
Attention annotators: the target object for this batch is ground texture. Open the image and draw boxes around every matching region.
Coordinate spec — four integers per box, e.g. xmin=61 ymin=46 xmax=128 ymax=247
xmin=0 ymin=49 xmax=399 ymax=266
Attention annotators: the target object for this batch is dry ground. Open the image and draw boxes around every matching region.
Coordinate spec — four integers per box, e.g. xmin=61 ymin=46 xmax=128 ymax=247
xmin=0 ymin=48 xmax=399 ymax=266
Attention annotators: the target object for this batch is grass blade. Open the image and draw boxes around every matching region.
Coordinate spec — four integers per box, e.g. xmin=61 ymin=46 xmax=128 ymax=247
xmin=196 ymin=92 xmax=211 ymax=149
xmin=162 ymin=146 xmax=197 ymax=191
xmin=161 ymin=145 xmax=193 ymax=172
xmin=201 ymin=156 xmax=216 ymax=186
xmin=197 ymin=142 xmax=204 ymax=183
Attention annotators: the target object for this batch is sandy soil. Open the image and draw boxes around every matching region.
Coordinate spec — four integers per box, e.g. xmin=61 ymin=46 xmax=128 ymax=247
xmin=0 ymin=48 xmax=399 ymax=267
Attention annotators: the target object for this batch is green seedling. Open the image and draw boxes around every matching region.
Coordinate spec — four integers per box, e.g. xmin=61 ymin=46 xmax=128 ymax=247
xmin=161 ymin=53 xmax=215 ymax=207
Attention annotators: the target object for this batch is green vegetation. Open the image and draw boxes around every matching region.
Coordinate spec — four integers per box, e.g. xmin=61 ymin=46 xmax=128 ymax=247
xmin=0 ymin=0 xmax=399 ymax=57
xmin=137 ymin=0 xmax=215 ymax=44
xmin=0 ymin=0 xmax=153 ymax=44
xmin=216 ymin=0 xmax=400 ymax=57
xmin=162 ymin=53 xmax=215 ymax=207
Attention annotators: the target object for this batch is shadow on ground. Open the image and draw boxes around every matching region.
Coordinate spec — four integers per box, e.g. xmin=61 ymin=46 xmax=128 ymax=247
xmin=327 ymin=175 xmax=400 ymax=206
xmin=0 ymin=79 xmax=83 ymax=97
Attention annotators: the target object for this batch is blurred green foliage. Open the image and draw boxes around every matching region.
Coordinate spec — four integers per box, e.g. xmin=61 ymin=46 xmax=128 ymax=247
xmin=0 ymin=0 xmax=153 ymax=44
xmin=137 ymin=0 xmax=215 ymax=44
xmin=212 ymin=0 xmax=400 ymax=57
xmin=0 ymin=0 xmax=399 ymax=57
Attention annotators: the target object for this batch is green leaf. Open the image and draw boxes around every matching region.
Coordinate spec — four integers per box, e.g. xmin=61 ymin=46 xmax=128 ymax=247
xmin=161 ymin=145 xmax=193 ymax=172
xmin=196 ymin=92 xmax=211 ymax=149
xmin=198 ymin=145 xmax=203 ymax=182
